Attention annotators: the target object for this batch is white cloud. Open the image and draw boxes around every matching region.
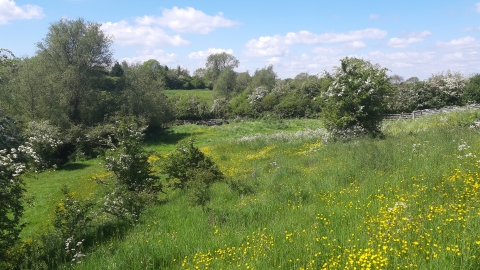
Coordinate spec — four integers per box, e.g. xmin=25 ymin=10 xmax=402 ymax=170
xmin=121 ymin=49 xmax=177 ymax=64
xmin=311 ymin=47 xmax=343 ymax=55
xmin=476 ymin=3 xmax=480 ymax=13
xmin=388 ymin=31 xmax=432 ymax=49
xmin=369 ymin=14 xmax=379 ymax=20
xmin=266 ymin=57 xmax=281 ymax=65
xmin=135 ymin=7 xmax=238 ymax=34
xmin=244 ymin=28 xmax=386 ymax=57
xmin=0 ymin=0 xmax=44 ymax=24
xmin=437 ymin=36 xmax=476 ymax=47
xmin=443 ymin=52 xmax=463 ymax=60
xmin=347 ymin=40 xmax=366 ymax=49
xmin=101 ymin=20 xmax=189 ymax=47
xmin=188 ymin=48 xmax=234 ymax=59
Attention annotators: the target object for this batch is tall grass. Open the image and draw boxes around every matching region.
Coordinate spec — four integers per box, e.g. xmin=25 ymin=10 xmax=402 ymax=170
xmin=20 ymin=110 xmax=480 ymax=269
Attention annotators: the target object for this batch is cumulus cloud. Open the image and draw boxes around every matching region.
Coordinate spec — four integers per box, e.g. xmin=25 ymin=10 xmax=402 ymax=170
xmin=0 ymin=0 xmax=44 ymax=24
xmin=244 ymin=28 xmax=386 ymax=57
xmin=347 ymin=41 xmax=366 ymax=49
xmin=101 ymin=20 xmax=189 ymax=47
xmin=437 ymin=36 xmax=477 ymax=47
xmin=388 ymin=30 xmax=432 ymax=49
xmin=266 ymin=57 xmax=281 ymax=65
xmin=121 ymin=49 xmax=178 ymax=64
xmin=311 ymin=46 xmax=343 ymax=55
xmin=136 ymin=7 xmax=238 ymax=34
xmin=188 ymin=48 xmax=234 ymax=59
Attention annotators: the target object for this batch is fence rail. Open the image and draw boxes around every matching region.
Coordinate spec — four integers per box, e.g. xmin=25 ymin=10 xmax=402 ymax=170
xmin=384 ymin=104 xmax=480 ymax=121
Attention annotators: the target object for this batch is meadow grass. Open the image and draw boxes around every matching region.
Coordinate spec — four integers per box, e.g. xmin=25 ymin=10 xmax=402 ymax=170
xmin=20 ymin=110 xmax=480 ymax=269
xmin=164 ymin=89 xmax=215 ymax=106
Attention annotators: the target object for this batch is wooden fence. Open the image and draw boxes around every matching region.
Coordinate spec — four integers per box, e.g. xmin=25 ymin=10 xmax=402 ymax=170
xmin=384 ymin=105 xmax=480 ymax=121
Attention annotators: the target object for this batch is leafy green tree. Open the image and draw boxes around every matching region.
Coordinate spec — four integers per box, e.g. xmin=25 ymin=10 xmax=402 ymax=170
xmin=122 ymin=62 xmax=173 ymax=129
xmin=235 ymin=71 xmax=251 ymax=93
xmin=463 ymin=74 xmax=480 ymax=104
xmin=205 ymin=52 xmax=239 ymax=85
xmin=36 ymin=18 xmax=113 ymax=126
xmin=110 ymin=61 xmax=124 ymax=77
xmin=248 ymin=65 xmax=277 ymax=91
xmin=322 ymin=57 xmax=391 ymax=138
xmin=213 ymin=68 xmax=237 ymax=99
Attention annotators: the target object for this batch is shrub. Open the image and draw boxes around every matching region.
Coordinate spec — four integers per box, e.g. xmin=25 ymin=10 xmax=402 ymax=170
xmin=463 ymin=74 xmax=480 ymax=104
xmin=21 ymin=120 xmax=63 ymax=170
xmin=103 ymin=117 xmax=160 ymax=193
xmin=0 ymin=148 xmax=26 ymax=264
xmin=53 ymin=185 xmax=95 ymax=239
xmin=161 ymin=138 xmax=224 ymax=207
xmin=321 ymin=57 xmax=390 ymax=138
xmin=100 ymin=117 xmax=160 ymax=221
xmin=174 ymin=94 xmax=209 ymax=120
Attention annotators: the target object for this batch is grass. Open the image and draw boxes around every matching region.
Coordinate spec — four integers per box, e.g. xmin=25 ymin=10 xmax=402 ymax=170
xmin=164 ymin=89 xmax=215 ymax=106
xmin=18 ymin=110 xmax=480 ymax=269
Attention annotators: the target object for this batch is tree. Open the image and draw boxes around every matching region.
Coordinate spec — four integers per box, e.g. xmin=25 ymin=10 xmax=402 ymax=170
xmin=205 ymin=52 xmax=239 ymax=85
xmin=234 ymin=71 xmax=251 ymax=93
xmin=322 ymin=57 xmax=391 ymax=138
xmin=249 ymin=65 xmax=277 ymax=91
xmin=213 ymin=68 xmax=237 ymax=99
xmin=36 ymin=18 xmax=113 ymax=126
xmin=121 ymin=62 xmax=173 ymax=128
xmin=463 ymin=74 xmax=480 ymax=104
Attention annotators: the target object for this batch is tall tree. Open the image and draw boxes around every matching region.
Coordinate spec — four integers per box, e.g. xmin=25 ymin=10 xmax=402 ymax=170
xmin=213 ymin=68 xmax=237 ymax=99
xmin=36 ymin=18 xmax=113 ymax=126
xmin=205 ymin=52 xmax=239 ymax=85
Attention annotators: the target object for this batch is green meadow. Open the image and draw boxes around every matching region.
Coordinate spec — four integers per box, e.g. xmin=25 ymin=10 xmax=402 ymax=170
xmin=164 ymin=89 xmax=215 ymax=106
xmin=19 ymin=109 xmax=480 ymax=269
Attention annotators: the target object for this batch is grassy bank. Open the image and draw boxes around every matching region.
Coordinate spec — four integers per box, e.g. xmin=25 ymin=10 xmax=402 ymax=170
xmin=20 ymin=110 xmax=480 ymax=269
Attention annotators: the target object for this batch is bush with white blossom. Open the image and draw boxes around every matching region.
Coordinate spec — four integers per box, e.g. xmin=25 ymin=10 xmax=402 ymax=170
xmin=22 ymin=120 xmax=63 ymax=170
xmin=321 ymin=57 xmax=390 ymax=138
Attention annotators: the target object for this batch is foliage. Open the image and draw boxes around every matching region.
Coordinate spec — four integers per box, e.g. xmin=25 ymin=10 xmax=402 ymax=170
xmin=0 ymin=115 xmax=23 ymax=151
xmin=0 ymin=148 xmax=26 ymax=263
xmin=322 ymin=57 xmax=390 ymax=138
xmin=122 ymin=62 xmax=174 ymax=128
xmin=104 ymin=118 xmax=160 ymax=193
xmin=248 ymin=65 xmax=277 ymax=91
xmin=53 ymin=185 xmax=94 ymax=239
xmin=213 ymin=67 xmax=237 ymax=99
xmin=248 ymin=86 xmax=270 ymax=114
xmin=205 ymin=52 xmax=239 ymax=85
xmin=0 ymin=48 xmax=15 ymax=68
xmin=387 ymin=77 xmax=424 ymax=113
xmin=162 ymin=139 xmax=223 ymax=192
xmin=21 ymin=120 xmax=63 ymax=170
xmin=36 ymin=18 xmax=113 ymax=126
xmin=210 ymin=98 xmax=229 ymax=118
xmin=421 ymin=70 xmax=467 ymax=108
xmin=173 ymin=94 xmax=209 ymax=120
xmin=462 ymin=74 xmax=480 ymax=104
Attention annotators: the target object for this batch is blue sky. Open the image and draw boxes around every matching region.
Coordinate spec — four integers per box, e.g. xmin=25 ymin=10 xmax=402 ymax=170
xmin=1 ymin=0 xmax=480 ymax=79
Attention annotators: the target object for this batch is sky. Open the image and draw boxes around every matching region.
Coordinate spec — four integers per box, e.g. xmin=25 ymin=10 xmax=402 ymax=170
xmin=1 ymin=0 xmax=480 ymax=80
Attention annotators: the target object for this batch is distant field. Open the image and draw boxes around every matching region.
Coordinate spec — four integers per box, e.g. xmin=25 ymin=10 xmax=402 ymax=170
xmin=164 ymin=89 xmax=214 ymax=105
